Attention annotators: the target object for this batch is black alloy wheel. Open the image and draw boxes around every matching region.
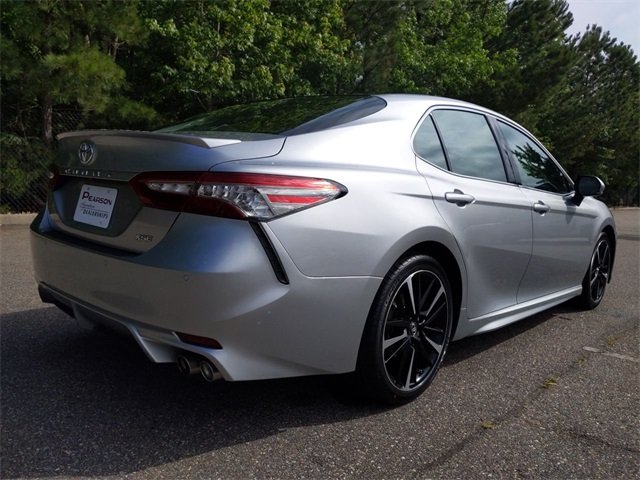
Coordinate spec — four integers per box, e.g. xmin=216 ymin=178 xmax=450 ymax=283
xmin=578 ymin=232 xmax=612 ymax=309
xmin=357 ymin=254 xmax=453 ymax=404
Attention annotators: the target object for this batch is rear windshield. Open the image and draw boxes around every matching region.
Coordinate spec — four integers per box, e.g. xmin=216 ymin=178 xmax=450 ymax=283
xmin=156 ymin=96 xmax=386 ymax=137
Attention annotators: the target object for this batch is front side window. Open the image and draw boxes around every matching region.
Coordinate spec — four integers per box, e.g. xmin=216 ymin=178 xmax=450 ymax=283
xmin=498 ymin=122 xmax=572 ymax=194
xmin=432 ymin=110 xmax=507 ymax=182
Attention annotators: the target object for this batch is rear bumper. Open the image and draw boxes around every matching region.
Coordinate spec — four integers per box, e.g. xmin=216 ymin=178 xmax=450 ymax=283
xmin=31 ymin=210 xmax=382 ymax=380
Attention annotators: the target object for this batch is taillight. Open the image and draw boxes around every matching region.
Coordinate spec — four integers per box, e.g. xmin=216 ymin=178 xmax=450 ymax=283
xmin=131 ymin=172 xmax=346 ymax=220
xmin=175 ymin=331 xmax=222 ymax=349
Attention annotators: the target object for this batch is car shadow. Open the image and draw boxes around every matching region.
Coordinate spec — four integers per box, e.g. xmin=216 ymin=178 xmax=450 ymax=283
xmin=1 ymin=302 xmax=579 ymax=478
xmin=0 ymin=307 xmax=386 ymax=478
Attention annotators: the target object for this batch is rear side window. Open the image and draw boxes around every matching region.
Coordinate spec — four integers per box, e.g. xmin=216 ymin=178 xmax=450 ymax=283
xmin=432 ymin=110 xmax=507 ymax=182
xmin=413 ymin=116 xmax=448 ymax=169
xmin=498 ymin=122 xmax=572 ymax=193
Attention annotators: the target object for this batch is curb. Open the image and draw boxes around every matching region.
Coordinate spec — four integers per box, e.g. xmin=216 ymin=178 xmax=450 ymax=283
xmin=0 ymin=213 xmax=37 ymax=226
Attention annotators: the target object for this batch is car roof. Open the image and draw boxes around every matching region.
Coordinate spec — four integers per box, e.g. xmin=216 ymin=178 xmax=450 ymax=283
xmin=371 ymin=93 xmax=517 ymax=131
xmin=377 ymin=93 xmax=502 ymax=116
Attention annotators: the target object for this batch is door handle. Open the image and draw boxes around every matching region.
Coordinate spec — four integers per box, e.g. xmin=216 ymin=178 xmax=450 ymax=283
xmin=445 ymin=190 xmax=475 ymax=206
xmin=533 ymin=201 xmax=550 ymax=214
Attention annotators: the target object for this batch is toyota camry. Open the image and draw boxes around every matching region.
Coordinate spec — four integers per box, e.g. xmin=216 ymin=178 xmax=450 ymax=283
xmin=31 ymin=95 xmax=616 ymax=403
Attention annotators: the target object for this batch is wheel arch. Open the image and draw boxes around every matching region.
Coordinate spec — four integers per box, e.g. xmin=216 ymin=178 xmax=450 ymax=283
xmin=355 ymin=241 xmax=464 ymax=403
xmin=401 ymin=241 xmax=464 ymax=338
xmin=358 ymin=238 xmax=465 ymax=364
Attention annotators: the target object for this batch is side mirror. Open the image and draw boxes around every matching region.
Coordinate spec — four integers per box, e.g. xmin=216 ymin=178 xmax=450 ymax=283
xmin=572 ymin=176 xmax=605 ymax=206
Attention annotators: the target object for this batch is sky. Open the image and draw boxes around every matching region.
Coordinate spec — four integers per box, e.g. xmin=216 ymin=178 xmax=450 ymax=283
xmin=565 ymin=0 xmax=640 ymax=54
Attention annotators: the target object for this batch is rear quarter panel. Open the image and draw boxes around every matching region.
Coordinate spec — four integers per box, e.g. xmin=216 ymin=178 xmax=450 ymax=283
xmin=213 ymin=120 xmax=466 ymax=281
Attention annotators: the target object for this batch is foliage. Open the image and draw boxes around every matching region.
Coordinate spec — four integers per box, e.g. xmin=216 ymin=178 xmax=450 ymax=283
xmin=128 ymin=0 xmax=354 ymax=119
xmin=481 ymin=420 xmax=496 ymax=429
xmin=532 ymin=26 xmax=639 ymax=203
xmin=342 ymin=0 xmax=511 ymax=97
xmin=0 ymin=0 xmax=151 ymax=143
xmin=472 ymin=0 xmax=576 ymax=118
xmin=0 ymin=134 xmax=52 ymax=213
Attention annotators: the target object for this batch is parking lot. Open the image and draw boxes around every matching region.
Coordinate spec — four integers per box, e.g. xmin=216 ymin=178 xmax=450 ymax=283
xmin=1 ymin=209 xmax=638 ymax=479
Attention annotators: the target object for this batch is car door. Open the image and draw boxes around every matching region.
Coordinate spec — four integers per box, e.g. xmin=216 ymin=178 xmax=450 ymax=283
xmin=495 ymin=120 xmax=596 ymax=302
xmin=414 ymin=108 xmax=533 ymax=319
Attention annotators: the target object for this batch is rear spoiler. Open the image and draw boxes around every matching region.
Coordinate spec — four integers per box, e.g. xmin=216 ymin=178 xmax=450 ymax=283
xmin=57 ymin=130 xmax=241 ymax=149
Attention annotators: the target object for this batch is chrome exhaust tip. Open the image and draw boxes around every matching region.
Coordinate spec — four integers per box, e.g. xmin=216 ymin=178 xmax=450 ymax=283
xmin=200 ymin=360 xmax=222 ymax=382
xmin=177 ymin=355 xmax=200 ymax=376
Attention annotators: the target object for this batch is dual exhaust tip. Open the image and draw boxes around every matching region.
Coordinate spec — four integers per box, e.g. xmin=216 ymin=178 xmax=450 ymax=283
xmin=177 ymin=354 xmax=222 ymax=382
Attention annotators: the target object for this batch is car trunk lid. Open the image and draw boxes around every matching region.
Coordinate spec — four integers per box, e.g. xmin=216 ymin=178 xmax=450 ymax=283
xmin=48 ymin=131 xmax=284 ymax=252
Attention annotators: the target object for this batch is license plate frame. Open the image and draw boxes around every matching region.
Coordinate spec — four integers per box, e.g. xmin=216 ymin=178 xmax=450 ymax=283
xmin=73 ymin=184 xmax=118 ymax=229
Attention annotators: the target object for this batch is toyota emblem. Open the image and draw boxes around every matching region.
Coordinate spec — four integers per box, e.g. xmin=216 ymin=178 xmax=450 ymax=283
xmin=78 ymin=142 xmax=96 ymax=165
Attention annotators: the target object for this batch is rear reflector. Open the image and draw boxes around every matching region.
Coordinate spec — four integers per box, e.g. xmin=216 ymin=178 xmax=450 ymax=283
xmin=131 ymin=171 xmax=346 ymax=220
xmin=175 ymin=332 xmax=223 ymax=349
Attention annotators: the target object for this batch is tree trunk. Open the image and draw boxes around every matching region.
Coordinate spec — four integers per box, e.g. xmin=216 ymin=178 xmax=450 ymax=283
xmin=41 ymin=94 xmax=54 ymax=146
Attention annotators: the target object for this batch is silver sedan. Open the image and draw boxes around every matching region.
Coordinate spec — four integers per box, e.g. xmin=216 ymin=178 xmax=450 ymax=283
xmin=31 ymin=95 xmax=615 ymax=403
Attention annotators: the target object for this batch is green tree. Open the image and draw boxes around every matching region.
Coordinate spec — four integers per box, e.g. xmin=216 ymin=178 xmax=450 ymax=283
xmin=471 ymin=0 xmax=576 ymax=120
xmin=1 ymin=0 xmax=150 ymax=144
xmin=129 ymin=0 xmax=354 ymax=120
xmin=342 ymin=0 xmax=511 ymax=98
xmin=394 ymin=0 xmax=511 ymax=97
xmin=269 ymin=0 xmax=356 ymax=96
xmin=537 ymin=27 xmax=639 ymax=202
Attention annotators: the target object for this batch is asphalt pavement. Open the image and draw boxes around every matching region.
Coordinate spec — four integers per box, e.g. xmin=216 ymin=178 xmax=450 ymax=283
xmin=1 ymin=209 xmax=638 ymax=479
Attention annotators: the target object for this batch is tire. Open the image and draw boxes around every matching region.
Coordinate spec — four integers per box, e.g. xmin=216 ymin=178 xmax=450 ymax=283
xmin=577 ymin=232 xmax=612 ymax=310
xmin=356 ymin=254 xmax=453 ymax=405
